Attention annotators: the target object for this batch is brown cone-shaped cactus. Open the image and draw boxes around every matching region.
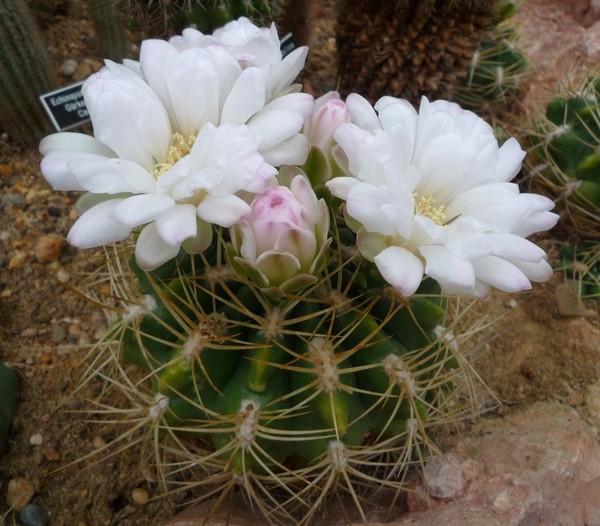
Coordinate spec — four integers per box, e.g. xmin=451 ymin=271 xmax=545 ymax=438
xmin=336 ymin=0 xmax=499 ymax=104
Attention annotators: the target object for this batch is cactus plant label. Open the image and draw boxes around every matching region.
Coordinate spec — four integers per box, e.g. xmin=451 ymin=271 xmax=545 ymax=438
xmin=280 ymin=32 xmax=297 ymax=57
xmin=39 ymin=82 xmax=90 ymax=131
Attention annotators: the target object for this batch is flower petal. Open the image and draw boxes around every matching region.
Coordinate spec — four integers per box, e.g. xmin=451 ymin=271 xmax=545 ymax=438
xmin=39 ymin=132 xmax=116 ymax=157
xmin=135 ymin=222 xmax=180 ymax=270
xmin=374 ymin=245 xmax=424 ymax=297
xmin=155 ymin=204 xmax=198 ymax=245
xmin=472 ymin=256 xmax=533 ymax=292
xmin=221 ymin=67 xmax=266 ymax=125
xmin=113 ymin=194 xmax=175 ymax=227
xmin=67 ymin=199 xmax=132 ymax=248
xmin=420 ymin=245 xmax=476 ymax=290
xmin=197 ymin=193 xmax=251 ymax=227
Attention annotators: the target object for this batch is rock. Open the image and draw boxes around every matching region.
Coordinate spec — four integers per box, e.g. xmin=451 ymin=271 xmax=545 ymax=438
xmin=29 ymin=433 xmax=43 ymax=446
xmin=9 ymin=250 xmax=28 ymax=269
xmin=6 ymin=478 xmax=36 ymax=512
xmin=555 ymin=282 xmax=596 ymax=316
xmin=60 ymin=59 xmax=78 ymax=76
xmin=132 ymin=487 xmax=150 ymax=506
xmin=398 ymin=402 xmax=600 ymax=525
xmin=34 ymin=234 xmax=66 ymax=263
xmin=20 ymin=503 xmax=49 ymax=526
xmin=73 ymin=62 xmax=92 ymax=81
xmin=51 ymin=324 xmax=67 ymax=344
xmin=0 ymin=164 xmax=15 ymax=179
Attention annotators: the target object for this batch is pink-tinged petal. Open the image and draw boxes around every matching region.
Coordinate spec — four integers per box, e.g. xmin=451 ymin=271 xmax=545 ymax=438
xmin=290 ymin=174 xmax=318 ymax=215
xmin=113 ymin=194 xmax=175 ymax=227
xmin=135 ymin=222 xmax=180 ymax=270
xmin=346 ymin=93 xmax=381 ymax=132
xmin=67 ymin=199 xmax=132 ymax=248
xmin=221 ymin=67 xmax=266 ymax=125
xmin=67 ymin=157 xmax=156 ymax=194
xmin=420 ymin=245 xmax=476 ymax=289
xmin=236 ymin=220 xmax=258 ymax=262
xmin=155 ymin=204 xmax=198 ymax=246
xmin=259 ymin=134 xmax=310 ymax=166
xmin=197 ymin=193 xmax=251 ymax=227
xmin=472 ymin=256 xmax=532 ymax=292
xmin=39 ymin=132 xmax=115 ymax=157
xmin=374 ymin=245 xmax=424 ymax=297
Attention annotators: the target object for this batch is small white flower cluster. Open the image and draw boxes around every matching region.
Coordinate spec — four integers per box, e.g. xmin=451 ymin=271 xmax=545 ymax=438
xmin=39 ymin=18 xmax=558 ymax=299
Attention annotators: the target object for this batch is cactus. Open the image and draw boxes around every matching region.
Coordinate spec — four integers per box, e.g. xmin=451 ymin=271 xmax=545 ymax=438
xmin=527 ymin=75 xmax=600 ymax=238
xmin=558 ymin=242 xmax=600 ymax=300
xmin=335 ymin=0 xmax=499 ymax=104
xmin=452 ymin=22 xmax=528 ymax=114
xmin=0 ymin=0 xmax=57 ymax=146
xmin=84 ymin=224 xmax=489 ymax=523
xmin=124 ymin=0 xmax=288 ymax=37
xmin=86 ymin=0 xmax=130 ymax=61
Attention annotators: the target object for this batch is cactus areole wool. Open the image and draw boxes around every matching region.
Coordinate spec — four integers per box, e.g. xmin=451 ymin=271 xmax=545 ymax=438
xmin=39 ymin=82 xmax=90 ymax=131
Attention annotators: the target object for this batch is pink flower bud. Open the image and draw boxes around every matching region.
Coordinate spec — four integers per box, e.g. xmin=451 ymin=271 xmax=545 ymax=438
xmin=304 ymin=91 xmax=351 ymax=156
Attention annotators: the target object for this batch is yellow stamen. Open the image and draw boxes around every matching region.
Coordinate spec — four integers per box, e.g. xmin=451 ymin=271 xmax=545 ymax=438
xmin=152 ymin=133 xmax=196 ymax=179
xmin=413 ymin=193 xmax=447 ymax=225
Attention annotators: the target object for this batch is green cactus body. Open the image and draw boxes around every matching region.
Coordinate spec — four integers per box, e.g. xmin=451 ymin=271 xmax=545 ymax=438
xmin=86 ymin=0 xmax=129 ymax=61
xmin=558 ymin=242 xmax=600 ymax=300
xmin=98 ymin=230 xmax=479 ymax=524
xmin=528 ymin=76 xmax=600 ymax=238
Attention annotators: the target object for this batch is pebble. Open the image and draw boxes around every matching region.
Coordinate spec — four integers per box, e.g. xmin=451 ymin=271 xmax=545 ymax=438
xmin=9 ymin=251 xmax=28 ymax=269
xmin=35 ymin=234 xmax=66 ymax=263
xmin=0 ymin=163 xmax=15 ymax=179
xmin=42 ymin=447 xmax=60 ymax=462
xmin=6 ymin=478 xmax=36 ymax=511
xmin=51 ymin=324 xmax=67 ymax=343
xmin=20 ymin=503 xmax=49 ymax=526
xmin=73 ymin=62 xmax=92 ymax=81
xmin=131 ymin=487 xmax=150 ymax=505
xmin=60 ymin=59 xmax=78 ymax=76
xmin=29 ymin=433 xmax=43 ymax=446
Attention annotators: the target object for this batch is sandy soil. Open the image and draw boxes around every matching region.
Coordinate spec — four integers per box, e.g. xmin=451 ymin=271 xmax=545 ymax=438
xmin=1 ymin=1 xmax=599 ymax=525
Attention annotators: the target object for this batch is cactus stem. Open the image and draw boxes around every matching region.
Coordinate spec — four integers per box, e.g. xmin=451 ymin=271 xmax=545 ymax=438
xmin=307 ymin=337 xmax=339 ymax=392
xmin=150 ymin=393 xmax=170 ymax=421
xmin=123 ymin=294 xmax=158 ymax=324
xmin=382 ymin=355 xmax=416 ymax=395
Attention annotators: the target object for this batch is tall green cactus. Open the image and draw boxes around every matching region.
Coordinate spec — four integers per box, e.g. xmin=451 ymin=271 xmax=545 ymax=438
xmin=0 ymin=0 xmax=57 ymax=146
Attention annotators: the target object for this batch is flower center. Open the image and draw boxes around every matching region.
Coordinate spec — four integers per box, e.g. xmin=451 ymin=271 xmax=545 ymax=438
xmin=152 ymin=133 xmax=196 ymax=179
xmin=413 ymin=193 xmax=447 ymax=225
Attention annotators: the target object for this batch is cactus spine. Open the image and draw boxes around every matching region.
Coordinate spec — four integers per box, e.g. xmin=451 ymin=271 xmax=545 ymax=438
xmin=0 ymin=0 xmax=57 ymax=145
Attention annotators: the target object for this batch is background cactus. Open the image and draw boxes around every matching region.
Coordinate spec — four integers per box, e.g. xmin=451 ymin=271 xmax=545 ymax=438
xmin=85 ymin=217 xmax=490 ymax=523
xmin=0 ymin=362 xmax=20 ymax=453
xmin=124 ymin=0 xmax=288 ymax=37
xmin=86 ymin=0 xmax=130 ymax=61
xmin=0 ymin=0 xmax=57 ymax=146
xmin=557 ymin=242 xmax=600 ymax=301
xmin=335 ymin=0 xmax=499 ymax=105
xmin=526 ymin=75 xmax=600 ymax=239
xmin=452 ymin=14 xmax=528 ymax=115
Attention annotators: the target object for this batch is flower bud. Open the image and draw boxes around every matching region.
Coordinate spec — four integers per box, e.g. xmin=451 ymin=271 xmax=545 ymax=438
xmin=304 ymin=91 xmax=351 ymax=156
xmin=229 ymin=173 xmax=330 ymax=292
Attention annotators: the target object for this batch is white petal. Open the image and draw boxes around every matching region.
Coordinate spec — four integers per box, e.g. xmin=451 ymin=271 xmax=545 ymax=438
xmin=135 ymin=222 xmax=180 ymax=270
xmin=197 ymin=194 xmax=251 ymax=227
xmin=269 ymin=46 xmax=308 ymax=97
xmin=39 ymin=132 xmax=115 ymax=157
xmin=420 ymin=245 xmax=476 ymax=289
xmin=472 ymin=256 xmax=532 ymax=292
xmin=40 ymin=151 xmax=98 ymax=191
xmin=495 ymin=137 xmax=526 ymax=182
xmin=346 ymin=93 xmax=381 ymax=132
xmin=249 ymin=109 xmax=305 ymax=150
xmin=221 ymin=67 xmax=266 ymax=125
xmin=260 ymin=134 xmax=310 ymax=166
xmin=67 ymin=199 xmax=132 ymax=248
xmin=374 ymin=245 xmax=424 ymax=297
xmin=325 ymin=176 xmax=360 ymax=201
xmin=155 ymin=204 xmax=198 ymax=245
xmin=509 ymin=258 xmax=554 ymax=283
xmin=67 ymin=157 xmax=157 ymax=194
xmin=113 ymin=194 xmax=175 ymax=227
